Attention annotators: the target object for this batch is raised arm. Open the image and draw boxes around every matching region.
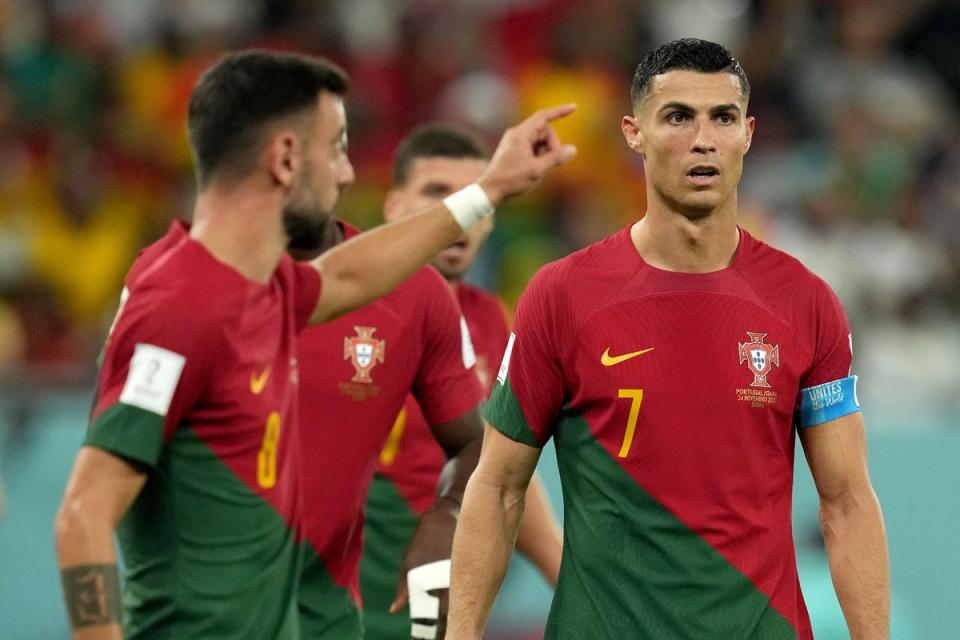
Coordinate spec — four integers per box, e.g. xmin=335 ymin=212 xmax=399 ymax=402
xmin=799 ymin=411 xmax=889 ymax=639
xmin=448 ymin=423 xmax=542 ymax=639
xmin=308 ymin=105 xmax=577 ymax=324
xmin=55 ymin=447 xmax=147 ymax=640
xmin=515 ymin=473 xmax=562 ymax=586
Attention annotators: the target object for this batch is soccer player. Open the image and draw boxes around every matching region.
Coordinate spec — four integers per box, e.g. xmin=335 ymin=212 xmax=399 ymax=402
xmin=449 ymin=38 xmax=890 ymax=640
xmin=53 ymin=50 xmax=576 ymax=640
xmin=291 ymin=141 xmax=485 ymax=639
xmin=293 ymin=124 xmax=562 ymax=640
xmin=359 ymin=125 xmax=563 ymax=639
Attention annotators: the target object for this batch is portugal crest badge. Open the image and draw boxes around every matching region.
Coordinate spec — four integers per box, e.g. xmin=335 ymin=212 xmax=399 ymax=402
xmin=344 ymin=326 xmax=385 ymax=383
xmin=738 ymin=331 xmax=780 ymax=388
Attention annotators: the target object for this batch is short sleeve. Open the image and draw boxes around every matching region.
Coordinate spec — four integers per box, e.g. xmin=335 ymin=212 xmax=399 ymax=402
xmin=411 ymin=273 xmax=484 ymax=425
xmin=290 ymin=259 xmax=323 ymax=331
xmin=484 ymin=267 xmax=566 ymax=448
xmin=800 ymin=280 xmax=854 ymax=389
xmin=85 ymin=287 xmax=216 ymax=468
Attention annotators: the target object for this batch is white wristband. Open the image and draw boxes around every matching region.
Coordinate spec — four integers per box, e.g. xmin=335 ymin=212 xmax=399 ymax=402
xmin=407 ymin=559 xmax=451 ymax=640
xmin=443 ymin=183 xmax=494 ymax=231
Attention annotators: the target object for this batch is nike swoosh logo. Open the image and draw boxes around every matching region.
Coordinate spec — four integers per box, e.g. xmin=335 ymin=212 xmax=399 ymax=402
xmin=601 ymin=347 xmax=654 ymax=366
xmin=250 ymin=366 xmax=271 ymax=394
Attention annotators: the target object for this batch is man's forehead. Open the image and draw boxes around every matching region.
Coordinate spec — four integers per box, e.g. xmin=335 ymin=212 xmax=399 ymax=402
xmin=645 ymin=70 xmax=744 ymax=109
xmin=407 ymin=156 xmax=486 ymax=182
xmin=316 ymin=91 xmax=346 ymax=129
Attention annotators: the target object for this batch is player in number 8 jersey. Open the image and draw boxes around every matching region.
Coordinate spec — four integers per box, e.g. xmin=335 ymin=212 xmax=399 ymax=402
xmin=54 ymin=51 xmax=578 ymax=640
xmin=449 ymin=39 xmax=890 ymax=640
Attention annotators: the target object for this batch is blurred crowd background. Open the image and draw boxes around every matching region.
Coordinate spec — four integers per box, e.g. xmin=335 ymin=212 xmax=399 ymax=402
xmin=1 ymin=0 xmax=959 ymax=413
xmin=0 ymin=0 xmax=957 ymax=638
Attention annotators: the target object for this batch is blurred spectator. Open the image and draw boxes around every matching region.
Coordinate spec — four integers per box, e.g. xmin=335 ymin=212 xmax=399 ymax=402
xmin=0 ymin=0 xmax=955 ymax=419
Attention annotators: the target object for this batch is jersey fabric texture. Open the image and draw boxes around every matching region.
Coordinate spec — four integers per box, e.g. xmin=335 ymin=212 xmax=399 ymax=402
xmin=361 ymin=283 xmax=510 ymax=639
xmin=86 ymin=220 xmax=322 ymax=639
xmin=296 ymin=222 xmax=484 ymax=639
xmin=485 ymin=226 xmax=856 ymax=640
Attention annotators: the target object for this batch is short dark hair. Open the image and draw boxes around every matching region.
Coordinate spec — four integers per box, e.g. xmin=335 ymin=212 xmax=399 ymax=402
xmin=630 ymin=38 xmax=749 ymax=111
xmin=392 ymin=124 xmax=490 ymax=186
xmin=187 ymin=50 xmax=349 ymax=186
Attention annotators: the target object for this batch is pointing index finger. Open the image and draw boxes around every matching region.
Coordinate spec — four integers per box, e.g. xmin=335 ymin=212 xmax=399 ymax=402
xmin=529 ymin=103 xmax=577 ymax=126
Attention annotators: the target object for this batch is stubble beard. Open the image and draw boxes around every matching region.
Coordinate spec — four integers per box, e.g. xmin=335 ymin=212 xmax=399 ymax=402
xmin=283 ymin=203 xmax=332 ymax=252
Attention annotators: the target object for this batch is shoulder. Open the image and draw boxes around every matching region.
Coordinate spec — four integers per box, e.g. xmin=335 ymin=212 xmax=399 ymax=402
xmin=125 ymin=220 xmax=190 ymax=288
xmin=737 ymin=230 xmax=840 ymax=305
xmin=458 ymin=282 xmax=503 ymax=314
xmin=128 ymin=241 xmax=242 ymax=333
xmin=520 ymin=227 xmax=637 ymax=325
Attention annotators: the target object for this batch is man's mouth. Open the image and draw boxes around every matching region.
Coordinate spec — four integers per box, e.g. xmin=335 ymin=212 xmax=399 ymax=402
xmin=687 ymin=165 xmax=720 ymax=185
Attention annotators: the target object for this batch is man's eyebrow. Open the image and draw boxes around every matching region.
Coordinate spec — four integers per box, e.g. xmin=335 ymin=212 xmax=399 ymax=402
xmin=710 ymin=103 xmax=742 ymax=114
xmin=656 ymin=102 xmax=743 ymax=114
xmin=419 ymin=181 xmax=453 ymax=196
xmin=658 ymin=101 xmax=694 ymax=113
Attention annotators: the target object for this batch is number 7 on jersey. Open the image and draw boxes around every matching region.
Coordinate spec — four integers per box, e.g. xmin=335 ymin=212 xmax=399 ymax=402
xmin=617 ymin=388 xmax=644 ymax=458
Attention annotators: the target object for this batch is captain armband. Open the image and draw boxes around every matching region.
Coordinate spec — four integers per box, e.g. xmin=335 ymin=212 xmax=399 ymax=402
xmin=798 ymin=375 xmax=861 ymax=429
xmin=443 ymin=184 xmax=494 ymax=232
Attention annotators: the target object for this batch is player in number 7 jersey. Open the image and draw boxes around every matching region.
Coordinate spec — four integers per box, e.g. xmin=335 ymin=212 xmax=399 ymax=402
xmin=449 ymin=39 xmax=890 ymax=640
xmin=54 ymin=51 xmax=576 ymax=640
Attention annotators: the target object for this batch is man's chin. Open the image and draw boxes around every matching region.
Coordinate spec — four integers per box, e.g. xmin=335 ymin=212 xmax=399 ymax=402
xmin=431 ymin=258 xmax=464 ymax=282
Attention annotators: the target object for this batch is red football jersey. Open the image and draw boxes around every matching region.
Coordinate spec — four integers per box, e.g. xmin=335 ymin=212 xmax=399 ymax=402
xmin=295 ymin=223 xmax=484 ymax=636
xmin=486 ymin=226 xmax=855 ymax=639
xmin=88 ymin=220 xmax=321 ymax=639
xmin=375 ymin=283 xmax=510 ymax=515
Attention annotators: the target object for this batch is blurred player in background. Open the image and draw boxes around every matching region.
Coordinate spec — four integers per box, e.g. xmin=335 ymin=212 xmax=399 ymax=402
xmin=53 ymin=49 xmax=576 ymax=640
xmin=360 ymin=125 xmax=562 ymax=639
xmin=450 ymin=38 xmax=889 ymax=639
xmin=290 ymin=130 xmax=485 ymax=638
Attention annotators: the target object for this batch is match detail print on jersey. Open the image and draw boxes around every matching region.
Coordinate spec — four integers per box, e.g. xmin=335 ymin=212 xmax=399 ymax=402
xmin=118 ymin=343 xmax=186 ymax=416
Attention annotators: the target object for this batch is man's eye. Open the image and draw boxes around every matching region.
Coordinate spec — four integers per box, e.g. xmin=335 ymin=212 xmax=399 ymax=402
xmin=717 ymin=113 xmax=734 ymax=124
xmin=668 ymin=112 xmax=688 ymax=123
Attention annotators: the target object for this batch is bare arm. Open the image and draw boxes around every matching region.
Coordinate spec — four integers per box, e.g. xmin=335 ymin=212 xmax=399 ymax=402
xmin=448 ymin=423 xmax=542 ymax=639
xmin=391 ymin=406 xmax=483 ymax=609
xmin=799 ymin=412 xmax=889 ymax=639
xmin=309 ymin=105 xmax=577 ymax=324
xmin=55 ymin=447 xmax=148 ymax=640
xmin=515 ymin=473 xmax=562 ymax=586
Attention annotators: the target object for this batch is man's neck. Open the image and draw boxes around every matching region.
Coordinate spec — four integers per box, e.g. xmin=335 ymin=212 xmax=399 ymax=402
xmin=631 ymin=202 xmax=740 ymax=273
xmin=189 ymin=180 xmax=288 ymax=283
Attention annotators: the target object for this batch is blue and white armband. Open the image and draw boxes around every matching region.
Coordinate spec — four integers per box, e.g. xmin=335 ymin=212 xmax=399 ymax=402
xmin=798 ymin=375 xmax=861 ymax=429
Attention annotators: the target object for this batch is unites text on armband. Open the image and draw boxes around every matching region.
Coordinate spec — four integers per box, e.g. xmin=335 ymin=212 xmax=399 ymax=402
xmin=807 ymin=381 xmax=844 ymax=411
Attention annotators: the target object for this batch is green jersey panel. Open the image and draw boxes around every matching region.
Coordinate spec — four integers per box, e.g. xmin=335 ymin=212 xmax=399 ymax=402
xmin=359 ymin=474 xmax=420 ymax=639
xmin=114 ymin=418 xmax=301 ymax=639
xmin=544 ymin=408 xmax=796 ymax=640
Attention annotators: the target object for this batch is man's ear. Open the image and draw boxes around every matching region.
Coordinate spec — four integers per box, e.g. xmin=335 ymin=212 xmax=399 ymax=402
xmin=621 ymin=115 xmax=644 ymax=156
xmin=744 ymin=115 xmax=756 ymax=154
xmin=383 ymin=189 xmax=403 ymax=222
xmin=268 ymin=131 xmax=300 ymax=188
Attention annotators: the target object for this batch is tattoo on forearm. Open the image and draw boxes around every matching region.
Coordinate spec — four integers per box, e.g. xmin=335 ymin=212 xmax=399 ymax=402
xmin=60 ymin=564 xmax=122 ymax=629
